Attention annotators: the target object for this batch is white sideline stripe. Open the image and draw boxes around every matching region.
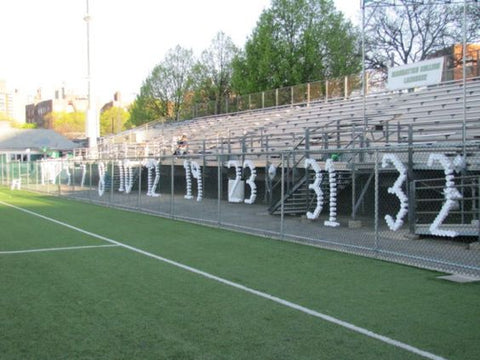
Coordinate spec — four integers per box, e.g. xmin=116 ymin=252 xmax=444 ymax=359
xmin=0 ymin=244 xmax=118 ymax=255
xmin=0 ymin=200 xmax=447 ymax=360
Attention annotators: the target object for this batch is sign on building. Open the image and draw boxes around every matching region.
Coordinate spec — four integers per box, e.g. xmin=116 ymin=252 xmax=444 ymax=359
xmin=387 ymin=57 xmax=444 ymax=91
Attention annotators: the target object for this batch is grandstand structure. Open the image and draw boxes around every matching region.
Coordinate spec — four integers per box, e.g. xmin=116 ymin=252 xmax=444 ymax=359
xmin=3 ymin=72 xmax=479 ymax=277
xmin=69 ymin=75 xmax=479 ymax=237
xmin=94 ymin=77 xmax=480 ymax=158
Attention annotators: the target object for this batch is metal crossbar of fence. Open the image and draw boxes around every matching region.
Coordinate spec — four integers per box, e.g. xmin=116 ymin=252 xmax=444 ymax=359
xmin=1 ymin=143 xmax=479 ymax=277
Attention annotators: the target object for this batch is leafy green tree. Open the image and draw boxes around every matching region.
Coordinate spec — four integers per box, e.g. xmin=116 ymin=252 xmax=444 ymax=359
xmin=128 ymin=88 xmax=164 ymax=127
xmin=193 ymin=32 xmax=239 ymax=114
xmin=231 ymin=0 xmax=360 ymax=94
xmin=100 ymin=106 xmax=130 ymax=136
xmin=47 ymin=111 xmax=85 ymax=138
xmin=144 ymin=45 xmax=196 ymax=121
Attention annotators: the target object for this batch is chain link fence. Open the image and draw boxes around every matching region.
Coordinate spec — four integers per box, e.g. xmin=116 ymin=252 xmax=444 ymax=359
xmin=1 ymin=143 xmax=479 ymax=277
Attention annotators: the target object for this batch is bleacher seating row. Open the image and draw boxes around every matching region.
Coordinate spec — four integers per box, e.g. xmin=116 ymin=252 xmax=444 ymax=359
xmin=96 ymin=77 xmax=480 ymax=159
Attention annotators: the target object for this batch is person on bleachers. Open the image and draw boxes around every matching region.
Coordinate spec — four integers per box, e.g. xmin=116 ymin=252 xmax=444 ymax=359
xmin=174 ymin=134 xmax=188 ymax=155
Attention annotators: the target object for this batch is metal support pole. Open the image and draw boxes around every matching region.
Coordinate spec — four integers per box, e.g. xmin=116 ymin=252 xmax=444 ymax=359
xmin=84 ymin=0 xmax=97 ymax=148
xmin=305 ymin=128 xmax=310 ymax=159
xmin=361 ymin=1 xmax=367 ymax=148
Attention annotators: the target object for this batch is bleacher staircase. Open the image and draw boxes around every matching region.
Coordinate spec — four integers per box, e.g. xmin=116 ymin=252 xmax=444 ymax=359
xmin=268 ymin=160 xmax=352 ymax=215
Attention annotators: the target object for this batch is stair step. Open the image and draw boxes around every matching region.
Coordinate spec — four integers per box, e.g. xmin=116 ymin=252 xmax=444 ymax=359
xmin=269 ymin=168 xmax=353 ymax=215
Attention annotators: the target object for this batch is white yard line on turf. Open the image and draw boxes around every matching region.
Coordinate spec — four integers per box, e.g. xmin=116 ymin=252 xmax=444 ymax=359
xmin=0 ymin=244 xmax=118 ymax=255
xmin=0 ymin=199 xmax=447 ymax=360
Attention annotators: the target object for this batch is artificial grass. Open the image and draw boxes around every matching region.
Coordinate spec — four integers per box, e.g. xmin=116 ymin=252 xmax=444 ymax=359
xmin=1 ymin=189 xmax=479 ymax=359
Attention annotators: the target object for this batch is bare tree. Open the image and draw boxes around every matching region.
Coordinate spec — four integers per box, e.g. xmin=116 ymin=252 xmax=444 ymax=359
xmin=364 ymin=0 xmax=480 ymax=72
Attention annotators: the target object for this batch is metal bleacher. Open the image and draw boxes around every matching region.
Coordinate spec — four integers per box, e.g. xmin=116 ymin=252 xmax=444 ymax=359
xmin=96 ymin=76 xmax=480 ymax=159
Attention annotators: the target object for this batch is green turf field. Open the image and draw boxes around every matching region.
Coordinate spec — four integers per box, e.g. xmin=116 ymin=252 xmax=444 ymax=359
xmin=1 ymin=188 xmax=479 ymax=360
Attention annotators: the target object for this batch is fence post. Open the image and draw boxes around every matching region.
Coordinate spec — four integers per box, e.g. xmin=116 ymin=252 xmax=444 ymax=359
xmin=137 ymin=161 xmax=142 ymax=209
xmin=202 ymin=141 xmax=207 ymax=170
xmin=217 ymin=154 xmax=222 ymax=226
xmin=110 ymin=161 xmax=114 ymax=204
xmin=336 ymin=120 xmax=341 ymax=148
xmin=374 ymin=149 xmax=379 ymax=251
xmin=88 ymin=162 xmax=93 ymax=202
xmin=0 ymin=154 xmax=3 ymax=185
xmin=325 ymin=80 xmax=329 ymax=102
xmin=477 ymin=177 xmax=480 ymax=244
xmin=407 ymin=124 xmax=414 ymax=180
xmin=2 ymin=155 xmax=6 ymax=185
xmin=36 ymin=161 xmax=39 ymax=191
xmin=18 ymin=160 xmax=21 ymax=187
xmin=170 ymin=156 xmax=175 ymax=219
xmin=385 ymin=121 xmax=390 ymax=144
xmin=344 ymin=76 xmax=348 ymax=100
xmin=408 ymin=124 xmax=413 ymax=146
xmin=7 ymin=159 xmax=10 ymax=185
xmin=280 ymin=152 xmax=285 ymax=239
xmin=351 ymin=164 xmax=356 ymax=221
xmin=408 ymin=180 xmax=416 ymax=235
xmin=26 ymin=158 xmax=30 ymax=189
xmin=275 ymin=88 xmax=279 ymax=107
xmin=307 ymin=83 xmax=311 ymax=106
